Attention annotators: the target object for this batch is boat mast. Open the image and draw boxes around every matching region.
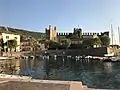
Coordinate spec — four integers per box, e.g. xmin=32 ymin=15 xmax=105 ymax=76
xmin=118 ymin=26 xmax=120 ymax=45
xmin=111 ymin=24 xmax=114 ymax=45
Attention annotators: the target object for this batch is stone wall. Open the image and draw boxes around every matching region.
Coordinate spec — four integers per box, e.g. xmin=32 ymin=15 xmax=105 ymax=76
xmin=67 ymin=47 xmax=116 ymax=56
xmin=65 ymin=48 xmax=107 ymax=56
xmin=85 ymin=47 xmax=108 ymax=56
xmin=42 ymin=47 xmax=114 ymax=57
xmin=0 ymin=74 xmax=89 ymax=90
xmin=0 ymin=73 xmax=88 ymax=90
xmin=0 ymin=80 xmax=88 ymax=90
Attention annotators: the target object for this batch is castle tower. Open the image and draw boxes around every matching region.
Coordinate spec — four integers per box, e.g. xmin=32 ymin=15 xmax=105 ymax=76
xmin=73 ymin=27 xmax=82 ymax=39
xmin=45 ymin=25 xmax=57 ymax=41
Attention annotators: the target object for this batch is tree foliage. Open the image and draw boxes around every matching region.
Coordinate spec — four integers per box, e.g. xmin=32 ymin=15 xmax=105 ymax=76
xmin=69 ymin=44 xmax=84 ymax=49
xmin=82 ymin=39 xmax=93 ymax=48
xmin=49 ymin=41 xmax=60 ymax=49
xmin=6 ymin=39 xmax=17 ymax=51
xmin=83 ymin=37 xmax=101 ymax=48
xmin=92 ymin=37 xmax=101 ymax=47
xmin=60 ymin=39 xmax=71 ymax=49
xmin=100 ymin=35 xmax=110 ymax=47
xmin=46 ymin=39 xmax=72 ymax=50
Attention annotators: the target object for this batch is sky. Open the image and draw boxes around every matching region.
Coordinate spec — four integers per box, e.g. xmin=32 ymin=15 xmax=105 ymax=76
xmin=0 ymin=0 xmax=120 ymax=44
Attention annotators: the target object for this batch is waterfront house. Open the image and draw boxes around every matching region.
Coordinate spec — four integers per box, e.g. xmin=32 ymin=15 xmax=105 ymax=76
xmin=0 ymin=33 xmax=20 ymax=52
xmin=20 ymin=39 xmax=33 ymax=51
xmin=20 ymin=39 xmax=46 ymax=51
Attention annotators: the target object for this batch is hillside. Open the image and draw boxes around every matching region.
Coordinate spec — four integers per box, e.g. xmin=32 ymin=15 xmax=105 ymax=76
xmin=0 ymin=26 xmax=45 ymax=40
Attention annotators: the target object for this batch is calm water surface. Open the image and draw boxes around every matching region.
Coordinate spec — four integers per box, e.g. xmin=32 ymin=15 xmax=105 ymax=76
xmin=1 ymin=57 xmax=120 ymax=89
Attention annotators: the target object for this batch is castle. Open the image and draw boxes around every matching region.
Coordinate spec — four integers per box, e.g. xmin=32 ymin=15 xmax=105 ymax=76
xmin=45 ymin=25 xmax=57 ymax=41
xmin=45 ymin=25 xmax=109 ymax=44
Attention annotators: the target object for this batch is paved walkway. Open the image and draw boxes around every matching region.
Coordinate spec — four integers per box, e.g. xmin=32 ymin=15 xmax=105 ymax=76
xmin=0 ymin=79 xmax=89 ymax=90
xmin=0 ymin=74 xmax=93 ymax=90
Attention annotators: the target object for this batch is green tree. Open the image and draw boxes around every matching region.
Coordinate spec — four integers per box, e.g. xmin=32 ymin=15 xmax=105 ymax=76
xmin=0 ymin=39 xmax=2 ymax=51
xmin=60 ymin=39 xmax=71 ymax=49
xmin=6 ymin=39 xmax=18 ymax=53
xmin=39 ymin=40 xmax=60 ymax=49
xmin=49 ymin=41 xmax=60 ymax=49
xmin=100 ymin=35 xmax=110 ymax=47
xmin=82 ymin=39 xmax=93 ymax=48
xmin=70 ymin=44 xmax=84 ymax=49
xmin=83 ymin=37 xmax=101 ymax=48
xmin=92 ymin=37 xmax=101 ymax=47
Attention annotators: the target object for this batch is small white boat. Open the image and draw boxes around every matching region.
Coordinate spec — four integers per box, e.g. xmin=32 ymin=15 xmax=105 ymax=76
xmin=111 ymin=56 xmax=120 ymax=61
xmin=85 ymin=56 xmax=92 ymax=59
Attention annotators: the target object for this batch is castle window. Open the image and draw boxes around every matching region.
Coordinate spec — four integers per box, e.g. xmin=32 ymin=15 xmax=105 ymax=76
xmin=15 ymin=37 xmax=17 ymax=39
xmin=6 ymin=36 xmax=9 ymax=39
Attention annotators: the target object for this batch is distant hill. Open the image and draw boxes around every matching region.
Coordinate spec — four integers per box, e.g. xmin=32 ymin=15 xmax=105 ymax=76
xmin=0 ymin=26 xmax=45 ymax=40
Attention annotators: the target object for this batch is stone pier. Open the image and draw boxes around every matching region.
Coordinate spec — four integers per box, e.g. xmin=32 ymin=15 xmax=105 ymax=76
xmin=0 ymin=74 xmax=90 ymax=90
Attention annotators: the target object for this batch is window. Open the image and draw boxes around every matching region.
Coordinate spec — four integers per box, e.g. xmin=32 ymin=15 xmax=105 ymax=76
xmin=15 ymin=37 xmax=17 ymax=39
xmin=6 ymin=36 xmax=9 ymax=39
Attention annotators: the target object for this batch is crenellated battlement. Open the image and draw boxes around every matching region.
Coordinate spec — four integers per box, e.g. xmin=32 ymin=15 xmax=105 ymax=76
xmin=82 ymin=32 xmax=100 ymax=35
xmin=57 ymin=33 xmax=70 ymax=36
xmin=57 ymin=31 xmax=109 ymax=36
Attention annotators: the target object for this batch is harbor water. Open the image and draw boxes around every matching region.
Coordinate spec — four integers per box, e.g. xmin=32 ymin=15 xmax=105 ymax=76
xmin=0 ymin=56 xmax=120 ymax=89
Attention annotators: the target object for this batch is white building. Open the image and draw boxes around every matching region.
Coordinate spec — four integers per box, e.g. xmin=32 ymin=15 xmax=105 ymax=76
xmin=1 ymin=33 xmax=20 ymax=52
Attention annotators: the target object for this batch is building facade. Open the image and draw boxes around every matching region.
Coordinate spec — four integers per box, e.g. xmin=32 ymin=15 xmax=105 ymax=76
xmin=20 ymin=40 xmax=33 ymax=51
xmin=20 ymin=40 xmax=46 ymax=51
xmin=45 ymin=25 xmax=57 ymax=41
xmin=57 ymin=28 xmax=109 ymax=46
xmin=1 ymin=33 xmax=20 ymax=52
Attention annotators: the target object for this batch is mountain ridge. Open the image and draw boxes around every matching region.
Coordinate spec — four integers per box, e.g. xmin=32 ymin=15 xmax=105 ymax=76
xmin=0 ymin=26 xmax=45 ymax=40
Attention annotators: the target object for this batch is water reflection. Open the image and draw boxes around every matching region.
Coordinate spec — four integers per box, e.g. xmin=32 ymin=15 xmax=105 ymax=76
xmin=1 ymin=57 xmax=120 ymax=89
xmin=103 ymin=62 xmax=112 ymax=73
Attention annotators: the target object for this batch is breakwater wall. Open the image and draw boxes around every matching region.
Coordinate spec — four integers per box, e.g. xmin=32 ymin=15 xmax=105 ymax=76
xmin=0 ymin=74 xmax=89 ymax=90
xmin=34 ymin=47 xmax=118 ymax=57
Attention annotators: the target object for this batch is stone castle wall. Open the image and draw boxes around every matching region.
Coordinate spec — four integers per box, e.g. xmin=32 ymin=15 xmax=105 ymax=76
xmin=45 ymin=25 xmax=109 ymax=42
xmin=57 ymin=32 xmax=109 ymax=36
xmin=65 ymin=47 xmax=108 ymax=56
xmin=42 ymin=47 xmax=115 ymax=57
